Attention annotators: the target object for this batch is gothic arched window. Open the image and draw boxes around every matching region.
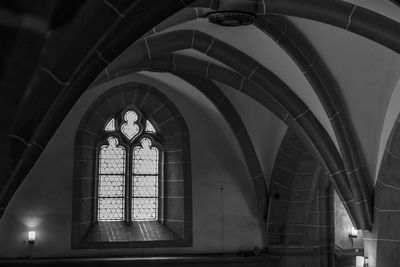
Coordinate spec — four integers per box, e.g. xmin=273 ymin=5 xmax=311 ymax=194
xmin=97 ymin=108 xmax=161 ymax=222
xmin=72 ymin=83 xmax=192 ymax=249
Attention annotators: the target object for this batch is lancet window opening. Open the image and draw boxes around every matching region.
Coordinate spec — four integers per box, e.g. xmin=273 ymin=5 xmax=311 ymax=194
xmin=97 ymin=107 xmax=161 ymax=222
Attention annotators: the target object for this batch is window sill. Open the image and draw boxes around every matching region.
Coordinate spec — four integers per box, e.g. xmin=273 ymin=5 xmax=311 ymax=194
xmin=77 ymin=221 xmax=189 ymax=249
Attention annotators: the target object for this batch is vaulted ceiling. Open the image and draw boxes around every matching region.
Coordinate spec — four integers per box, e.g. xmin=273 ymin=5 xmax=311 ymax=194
xmin=1 ymin=0 xmax=400 ymax=235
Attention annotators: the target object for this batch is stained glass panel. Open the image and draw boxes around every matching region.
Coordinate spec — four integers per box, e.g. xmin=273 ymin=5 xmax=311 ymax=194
xmin=99 ymin=175 xmax=125 ymax=197
xmin=145 ymin=120 xmax=156 ymax=133
xmin=97 ymin=113 xmax=161 ymax=222
xmin=132 ymin=176 xmax=158 ymax=197
xmin=132 ymin=138 xmax=159 ymax=221
xmin=104 ymin=118 xmax=116 ymax=132
xmin=99 ymin=137 xmax=125 ymax=174
xmin=98 ymin=137 xmax=126 ymax=221
xmin=98 ymin=198 xmax=124 ymax=221
xmin=121 ymin=110 xmax=140 ymax=140
xmin=132 ymin=138 xmax=159 ymax=175
xmin=132 ymin=197 xmax=158 ymax=221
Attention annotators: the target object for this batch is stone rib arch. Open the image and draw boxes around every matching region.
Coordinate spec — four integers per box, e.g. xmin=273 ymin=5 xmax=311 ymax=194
xmin=138 ymin=8 xmax=371 ymax=221
xmin=101 ymin=27 xmax=372 ymax=228
xmin=102 ymin=47 xmax=371 ymax=228
xmin=252 ymin=15 xmax=372 ymax=227
xmin=144 ymin=29 xmax=372 ymax=228
xmin=189 ymin=0 xmax=400 ymax=54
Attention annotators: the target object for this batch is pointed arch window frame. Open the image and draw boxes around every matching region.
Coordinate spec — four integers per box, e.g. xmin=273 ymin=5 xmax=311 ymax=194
xmin=72 ymin=84 xmax=193 ymax=248
xmin=95 ymin=106 xmax=164 ymax=223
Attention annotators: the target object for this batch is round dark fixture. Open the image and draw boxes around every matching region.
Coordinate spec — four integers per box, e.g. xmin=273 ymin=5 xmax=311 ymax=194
xmin=206 ymin=11 xmax=256 ymax=27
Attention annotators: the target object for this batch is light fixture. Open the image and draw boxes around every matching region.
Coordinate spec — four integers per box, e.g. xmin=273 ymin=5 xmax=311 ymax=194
xmin=206 ymin=0 xmax=258 ymax=27
xmin=349 ymin=227 xmax=358 ymax=238
xmin=206 ymin=11 xmax=256 ymax=27
xmin=28 ymin=231 xmax=35 ymax=244
xmin=356 ymin=256 xmax=368 ymax=267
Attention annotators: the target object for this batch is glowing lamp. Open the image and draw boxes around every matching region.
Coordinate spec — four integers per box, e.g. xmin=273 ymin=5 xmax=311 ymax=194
xmin=356 ymin=256 xmax=368 ymax=267
xmin=28 ymin=231 xmax=35 ymax=243
xmin=349 ymin=227 xmax=358 ymax=238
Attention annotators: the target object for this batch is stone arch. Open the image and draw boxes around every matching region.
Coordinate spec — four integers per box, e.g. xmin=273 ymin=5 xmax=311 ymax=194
xmin=101 ymin=28 xmax=371 ymax=228
xmin=190 ymin=0 xmax=400 ymax=54
xmin=72 ymin=82 xmax=192 ymax=248
xmin=140 ymin=9 xmax=372 ymax=225
xmin=100 ymin=52 xmax=357 ymax=228
xmin=89 ymin=71 xmax=270 ymax=220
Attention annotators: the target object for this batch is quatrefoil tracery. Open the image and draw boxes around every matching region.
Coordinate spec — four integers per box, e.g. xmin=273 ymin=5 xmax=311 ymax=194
xmin=103 ymin=109 xmax=157 ymax=142
xmin=120 ymin=110 xmax=140 ymax=141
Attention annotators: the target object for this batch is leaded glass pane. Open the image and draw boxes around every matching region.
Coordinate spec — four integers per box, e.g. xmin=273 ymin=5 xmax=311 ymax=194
xmin=145 ymin=120 xmax=156 ymax=133
xmin=132 ymin=138 xmax=159 ymax=221
xmin=132 ymin=138 xmax=159 ymax=175
xmin=99 ymin=137 xmax=125 ymax=174
xmin=98 ymin=198 xmax=124 ymax=221
xmin=98 ymin=137 xmax=126 ymax=221
xmin=121 ymin=110 xmax=140 ymax=140
xmin=132 ymin=197 xmax=158 ymax=221
xmin=132 ymin=175 xmax=158 ymax=197
xmin=104 ymin=118 xmax=116 ymax=132
xmin=99 ymin=175 xmax=125 ymax=197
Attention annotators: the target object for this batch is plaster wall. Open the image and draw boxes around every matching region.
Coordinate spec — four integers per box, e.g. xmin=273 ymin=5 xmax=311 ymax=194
xmin=334 ymin=192 xmax=363 ymax=250
xmin=0 ymin=73 xmax=267 ymax=258
xmin=214 ymin=80 xmax=287 ymax=189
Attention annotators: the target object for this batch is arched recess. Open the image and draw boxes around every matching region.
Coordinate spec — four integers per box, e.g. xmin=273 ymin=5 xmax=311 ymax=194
xmin=101 ymin=28 xmax=371 ymax=228
xmin=372 ymin=111 xmax=400 ymax=266
xmin=72 ymin=83 xmax=192 ymax=248
xmin=88 ymin=72 xmax=269 ymax=220
xmin=97 ymin=71 xmax=270 ymax=219
xmin=268 ymin=128 xmax=334 ymax=262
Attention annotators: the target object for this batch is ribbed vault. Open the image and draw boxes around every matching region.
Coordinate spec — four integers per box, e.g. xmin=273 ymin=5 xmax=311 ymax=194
xmin=1 ymin=0 xmax=400 ymax=265
xmin=96 ymin=28 xmax=371 ymax=229
xmin=3 ymin=0 xmax=400 ymax=225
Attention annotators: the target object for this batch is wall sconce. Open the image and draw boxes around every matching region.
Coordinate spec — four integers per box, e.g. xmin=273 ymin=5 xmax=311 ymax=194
xmin=349 ymin=227 xmax=358 ymax=238
xmin=356 ymin=256 xmax=368 ymax=267
xmin=28 ymin=231 xmax=35 ymax=244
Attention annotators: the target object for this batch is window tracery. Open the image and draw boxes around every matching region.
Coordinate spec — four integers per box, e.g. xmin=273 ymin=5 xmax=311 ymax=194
xmin=97 ymin=109 xmax=160 ymax=222
xmin=72 ymin=84 xmax=192 ymax=248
